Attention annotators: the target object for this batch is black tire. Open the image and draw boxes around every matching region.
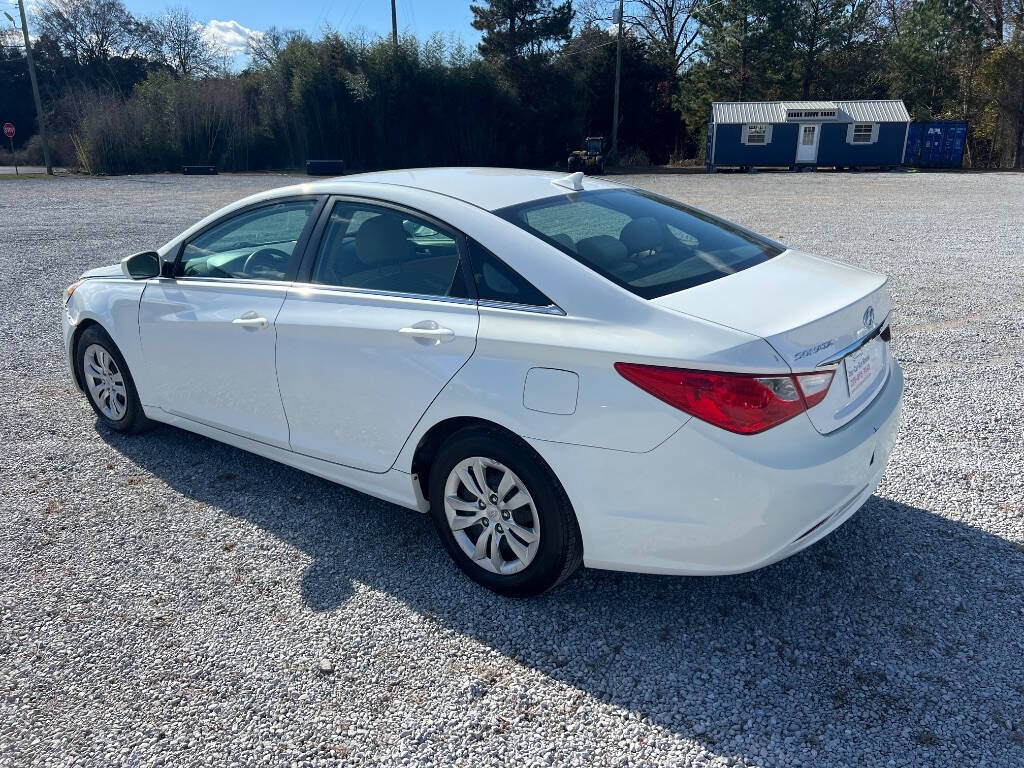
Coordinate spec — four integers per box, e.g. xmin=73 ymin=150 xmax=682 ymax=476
xmin=428 ymin=426 xmax=583 ymax=597
xmin=74 ymin=324 xmax=153 ymax=434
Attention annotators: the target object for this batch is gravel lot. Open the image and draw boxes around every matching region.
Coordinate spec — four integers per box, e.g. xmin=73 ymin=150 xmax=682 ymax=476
xmin=2 ymin=170 xmax=1022 ymax=768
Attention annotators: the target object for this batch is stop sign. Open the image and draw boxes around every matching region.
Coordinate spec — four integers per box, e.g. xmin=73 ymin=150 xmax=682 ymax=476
xmin=2 ymin=123 xmax=13 ymax=139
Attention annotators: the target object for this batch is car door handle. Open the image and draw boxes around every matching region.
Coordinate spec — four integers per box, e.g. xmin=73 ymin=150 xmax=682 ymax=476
xmin=399 ymin=323 xmax=455 ymax=343
xmin=232 ymin=313 xmax=268 ymax=328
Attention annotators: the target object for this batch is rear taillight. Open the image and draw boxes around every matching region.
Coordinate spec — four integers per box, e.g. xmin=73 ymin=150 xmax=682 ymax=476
xmin=615 ymin=363 xmax=834 ymax=435
xmin=794 ymin=370 xmax=833 ymax=408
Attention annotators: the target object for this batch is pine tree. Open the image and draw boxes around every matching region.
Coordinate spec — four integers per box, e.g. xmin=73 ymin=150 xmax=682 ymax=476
xmin=470 ymin=0 xmax=574 ymax=62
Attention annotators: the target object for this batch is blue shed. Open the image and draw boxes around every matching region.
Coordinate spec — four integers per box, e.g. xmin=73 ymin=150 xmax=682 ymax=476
xmin=707 ymin=100 xmax=911 ymax=171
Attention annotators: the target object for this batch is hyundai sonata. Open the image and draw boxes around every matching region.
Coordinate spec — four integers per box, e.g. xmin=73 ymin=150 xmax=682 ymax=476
xmin=62 ymin=168 xmax=902 ymax=596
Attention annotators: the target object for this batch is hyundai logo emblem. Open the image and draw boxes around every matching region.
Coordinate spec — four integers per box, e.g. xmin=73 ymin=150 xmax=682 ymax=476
xmin=863 ymin=306 xmax=875 ymax=329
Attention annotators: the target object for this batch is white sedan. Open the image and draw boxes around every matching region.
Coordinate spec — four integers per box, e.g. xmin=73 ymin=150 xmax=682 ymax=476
xmin=62 ymin=168 xmax=902 ymax=596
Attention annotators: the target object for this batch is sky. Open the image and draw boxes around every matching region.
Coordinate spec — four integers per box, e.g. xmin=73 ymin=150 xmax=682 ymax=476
xmin=120 ymin=0 xmax=483 ymax=62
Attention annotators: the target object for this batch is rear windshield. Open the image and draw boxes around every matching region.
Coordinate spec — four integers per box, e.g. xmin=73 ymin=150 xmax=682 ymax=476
xmin=496 ymin=188 xmax=783 ymax=299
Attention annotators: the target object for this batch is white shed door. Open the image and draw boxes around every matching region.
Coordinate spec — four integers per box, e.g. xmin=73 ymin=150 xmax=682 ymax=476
xmin=796 ymin=123 xmax=820 ymax=163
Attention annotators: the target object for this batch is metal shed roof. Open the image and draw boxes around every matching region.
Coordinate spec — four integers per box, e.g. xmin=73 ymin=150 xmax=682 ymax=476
xmin=840 ymin=100 xmax=911 ymax=122
xmin=712 ymin=100 xmax=909 ymax=124
xmin=712 ymin=102 xmax=789 ymax=123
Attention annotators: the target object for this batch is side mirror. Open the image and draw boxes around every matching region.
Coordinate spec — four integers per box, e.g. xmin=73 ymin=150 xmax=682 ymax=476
xmin=121 ymin=250 xmax=161 ymax=280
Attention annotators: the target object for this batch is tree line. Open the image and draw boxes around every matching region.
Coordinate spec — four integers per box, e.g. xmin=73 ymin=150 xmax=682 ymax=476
xmin=1 ymin=0 xmax=1022 ymax=173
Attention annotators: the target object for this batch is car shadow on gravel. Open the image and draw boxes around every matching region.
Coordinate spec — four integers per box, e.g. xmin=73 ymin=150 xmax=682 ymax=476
xmin=102 ymin=423 xmax=1024 ymax=766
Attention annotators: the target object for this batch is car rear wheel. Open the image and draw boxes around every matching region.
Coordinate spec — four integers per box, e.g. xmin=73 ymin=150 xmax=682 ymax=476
xmin=76 ymin=325 xmax=152 ymax=433
xmin=428 ymin=427 xmax=582 ymax=597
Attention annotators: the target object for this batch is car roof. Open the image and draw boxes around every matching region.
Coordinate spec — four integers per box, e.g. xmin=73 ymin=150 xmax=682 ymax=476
xmin=305 ymin=167 xmax=624 ymax=211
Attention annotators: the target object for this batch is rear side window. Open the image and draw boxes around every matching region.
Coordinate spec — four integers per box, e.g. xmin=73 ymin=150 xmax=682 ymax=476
xmin=467 ymin=239 xmax=553 ymax=308
xmin=496 ymin=189 xmax=782 ymax=299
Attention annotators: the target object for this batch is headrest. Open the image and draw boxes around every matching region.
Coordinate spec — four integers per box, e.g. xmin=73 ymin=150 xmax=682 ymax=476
xmin=576 ymin=235 xmax=627 ymax=269
xmin=549 ymin=233 xmax=576 ymax=251
xmin=620 ymin=217 xmax=664 ymax=255
xmin=355 ymin=214 xmax=409 ymax=266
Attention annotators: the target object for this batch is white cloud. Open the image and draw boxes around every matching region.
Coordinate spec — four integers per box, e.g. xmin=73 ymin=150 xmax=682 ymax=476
xmin=201 ymin=19 xmax=261 ymax=57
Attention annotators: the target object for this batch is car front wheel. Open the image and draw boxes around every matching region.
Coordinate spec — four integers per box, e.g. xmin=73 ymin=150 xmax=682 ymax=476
xmin=75 ymin=325 xmax=152 ymax=433
xmin=428 ymin=427 xmax=582 ymax=597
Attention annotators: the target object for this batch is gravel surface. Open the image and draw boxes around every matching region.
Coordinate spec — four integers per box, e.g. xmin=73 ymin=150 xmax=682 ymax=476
xmin=2 ymin=170 xmax=1022 ymax=767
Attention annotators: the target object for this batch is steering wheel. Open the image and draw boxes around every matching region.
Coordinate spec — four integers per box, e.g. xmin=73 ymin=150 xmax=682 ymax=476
xmin=243 ymin=247 xmax=290 ymax=276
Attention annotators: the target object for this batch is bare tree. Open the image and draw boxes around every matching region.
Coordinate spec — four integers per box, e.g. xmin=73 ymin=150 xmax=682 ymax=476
xmin=625 ymin=0 xmax=703 ymax=76
xmin=154 ymin=6 xmax=217 ymax=78
xmin=36 ymin=0 xmax=157 ymax=64
xmin=247 ymin=27 xmax=294 ymax=70
xmin=969 ymin=0 xmax=1007 ymax=44
xmin=583 ymin=0 xmax=703 ymax=79
xmin=1 ymin=25 xmax=22 ymax=51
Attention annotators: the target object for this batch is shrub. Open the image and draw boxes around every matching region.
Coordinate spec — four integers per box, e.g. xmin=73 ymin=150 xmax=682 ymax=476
xmin=619 ymin=147 xmax=650 ymax=168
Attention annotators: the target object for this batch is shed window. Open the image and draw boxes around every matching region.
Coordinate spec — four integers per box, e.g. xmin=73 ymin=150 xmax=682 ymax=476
xmin=745 ymin=125 xmax=768 ymax=145
xmin=851 ymin=124 xmax=874 ymax=143
xmin=786 ymin=110 xmax=836 ymax=120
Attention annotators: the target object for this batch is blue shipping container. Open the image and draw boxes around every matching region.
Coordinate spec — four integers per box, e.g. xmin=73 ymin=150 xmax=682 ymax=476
xmin=904 ymin=121 xmax=967 ymax=168
xmin=705 ymin=121 xmax=714 ymax=171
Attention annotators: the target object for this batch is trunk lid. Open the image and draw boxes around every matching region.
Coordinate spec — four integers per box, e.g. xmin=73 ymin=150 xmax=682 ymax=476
xmin=652 ymin=250 xmax=892 ymax=434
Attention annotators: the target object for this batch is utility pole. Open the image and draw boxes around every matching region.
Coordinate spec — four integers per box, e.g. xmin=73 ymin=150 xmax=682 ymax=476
xmin=391 ymin=0 xmax=398 ymax=48
xmin=610 ymin=0 xmax=624 ymax=162
xmin=12 ymin=1 xmax=52 ymax=175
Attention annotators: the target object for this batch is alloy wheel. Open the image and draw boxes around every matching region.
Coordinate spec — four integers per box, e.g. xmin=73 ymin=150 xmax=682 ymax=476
xmin=83 ymin=343 xmax=128 ymax=421
xmin=442 ymin=456 xmax=540 ymax=575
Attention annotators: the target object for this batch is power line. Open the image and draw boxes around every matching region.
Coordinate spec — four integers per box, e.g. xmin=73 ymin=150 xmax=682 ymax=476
xmin=558 ymin=35 xmax=618 ymax=59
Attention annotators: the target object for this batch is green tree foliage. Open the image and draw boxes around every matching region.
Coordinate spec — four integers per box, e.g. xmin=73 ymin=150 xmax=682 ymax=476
xmin=0 ymin=41 xmax=36 ymax=152
xmin=471 ymin=0 xmax=574 ymax=61
xmin=559 ymin=23 xmax=679 ymax=161
xmin=695 ymin=0 xmax=791 ymax=100
xmin=978 ymin=32 xmax=1024 ymax=167
xmin=3 ymin=0 xmax=1023 ymax=172
xmin=792 ymin=0 xmax=849 ymax=97
xmin=888 ymin=0 xmax=983 ymax=119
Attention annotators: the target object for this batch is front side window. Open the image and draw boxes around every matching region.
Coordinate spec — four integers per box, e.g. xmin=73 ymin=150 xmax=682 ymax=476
xmin=852 ymin=123 xmax=874 ymax=143
xmin=178 ymin=200 xmax=317 ymax=280
xmin=496 ymin=189 xmax=783 ymax=299
xmin=310 ymin=202 xmax=467 ymax=298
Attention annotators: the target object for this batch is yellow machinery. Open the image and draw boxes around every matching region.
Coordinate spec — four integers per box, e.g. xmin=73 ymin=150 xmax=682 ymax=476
xmin=567 ymin=136 xmax=606 ymax=175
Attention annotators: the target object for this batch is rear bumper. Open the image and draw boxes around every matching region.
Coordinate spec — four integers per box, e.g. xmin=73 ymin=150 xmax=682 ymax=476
xmin=529 ymin=359 xmax=904 ymax=576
